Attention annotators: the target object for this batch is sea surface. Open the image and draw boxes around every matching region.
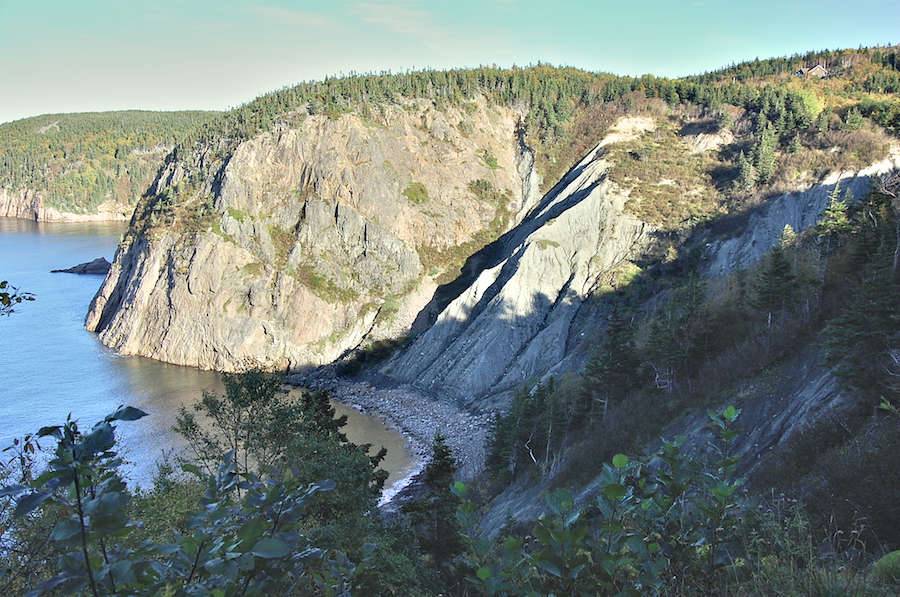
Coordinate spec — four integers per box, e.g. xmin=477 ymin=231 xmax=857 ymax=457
xmin=0 ymin=217 xmax=415 ymax=491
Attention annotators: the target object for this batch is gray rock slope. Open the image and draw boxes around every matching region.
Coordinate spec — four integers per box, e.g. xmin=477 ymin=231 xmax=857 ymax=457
xmin=382 ymin=125 xmax=656 ymax=407
xmin=704 ymin=151 xmax=900 ymax=276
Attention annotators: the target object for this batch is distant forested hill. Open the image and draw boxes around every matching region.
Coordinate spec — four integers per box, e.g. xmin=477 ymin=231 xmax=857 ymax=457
xmin=0 ymin=110 xmax=218 ymax=215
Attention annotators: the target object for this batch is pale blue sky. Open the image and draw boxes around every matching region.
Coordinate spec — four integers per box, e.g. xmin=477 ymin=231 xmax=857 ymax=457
xmin=1 ymin=0 xmax=897 ymax=124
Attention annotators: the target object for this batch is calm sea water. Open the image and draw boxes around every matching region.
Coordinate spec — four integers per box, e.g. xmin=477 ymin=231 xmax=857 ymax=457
xmin=0 ymin=217 xmax=415 ymax=491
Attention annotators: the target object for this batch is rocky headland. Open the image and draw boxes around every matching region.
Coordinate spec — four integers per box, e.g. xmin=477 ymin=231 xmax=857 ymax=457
xmin=86 ymin=97 xmax=537 ymax=373
xmin=0 ymin=187 xmax=132 ymax=222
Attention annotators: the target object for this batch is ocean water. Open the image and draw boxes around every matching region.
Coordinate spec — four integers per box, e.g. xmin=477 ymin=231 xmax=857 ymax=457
xmin=0 ymin=217 xmax=414 ymax=489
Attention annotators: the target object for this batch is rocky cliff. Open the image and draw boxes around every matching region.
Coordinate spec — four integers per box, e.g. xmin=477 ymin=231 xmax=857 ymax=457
xmin=381 ymin=118 xmax=656 ymax=407
xmin=0 ymin=187 xmax=132 ymax=222
xmin=703 ymin=149 xmax=900 ymax=277
xmin=87 ymin=100 xmax=899 ymax=407
xmin=87 ymin=98 xmax=534 ymax=370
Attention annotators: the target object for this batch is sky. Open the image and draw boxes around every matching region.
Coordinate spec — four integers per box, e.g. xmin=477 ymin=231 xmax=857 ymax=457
xmin=1 ymin=0 xmax=898 ymax=124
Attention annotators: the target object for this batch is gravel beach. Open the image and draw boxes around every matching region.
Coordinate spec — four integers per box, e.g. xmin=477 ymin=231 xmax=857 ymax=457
xmin=287 ymin=370 xmax=492 ymax=502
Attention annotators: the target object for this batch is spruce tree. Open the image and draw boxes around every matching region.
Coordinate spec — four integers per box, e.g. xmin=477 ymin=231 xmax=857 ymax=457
xmin=842 ymin=106 xmax=865 ymax=131
xmin=596 ymin=304 xmax=641 ymax=406
xmin=753 ymin=120 xmax=777 ymax=185
xmin=735 ymin=150 xmax=757 ymax=191
xmin=752 ymin=243 xmax=796 ymax=313
xmin=579 ymin=351 xmax=605 ymax=421
xmin=816 ymin=182 xmax=854 ymax=277
xmin=816 ymin=183 xmax=853 ymax=247
xmin=821 ymin=239 xmax=900 ymax=396
xmin=779 ymin=224 xmax=797 ymax=249
xmin=401 ymin=431 xmax=464 ymax=569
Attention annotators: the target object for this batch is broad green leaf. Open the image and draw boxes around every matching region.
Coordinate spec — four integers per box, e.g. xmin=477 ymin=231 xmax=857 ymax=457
xmin=476 ymin=567 xmax=492 ymax=580
xmin=723 ymin=405 xmax=739 ymax=422
xmin=505 ymin=537 xmax=523 ymax=553
xmin=106 ymin=405 xmax=149 ymax=422
xmin=14 ymin=491 xmax=53 ymax=517
xmin=0 ymin=484 xmax=28 ymax=497
xmin=251 ymin=538 xmax=289 ymax=559
xmin=475 ymin=537 xmax=492 ymax=558
xmin=50 ymin=520 xmax=83 ymax=542
xmin=601 ymin=482 xmax=627 ymax=500
xmin=236 ymin=552 xmax=256 ymax=571
xmin=538 ymin=559 xmax=562 ymax=577
xmin=23 ymin=573 xmax=82 ymax=597
xmin=79 ymin=422 xmax=115 ymax=458
xmin=612 ymin=453 xmax=628 ymax=469
xmin=533 ymin=525 xmax=552 ymax=545
xmin=36 ymin=426 xmax=62 ymax=439
xmin=237 ymin=518 xmax=264 ymax=544
xmin=33 ymin=469 xmax=74 ymax=490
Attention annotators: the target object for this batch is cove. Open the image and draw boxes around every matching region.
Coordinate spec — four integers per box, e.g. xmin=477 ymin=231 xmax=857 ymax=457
xmin=0 ymin=217 xmax=415 ymax=491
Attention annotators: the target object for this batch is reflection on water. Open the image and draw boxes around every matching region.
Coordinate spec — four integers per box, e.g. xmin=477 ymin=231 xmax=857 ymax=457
xmin=331 ymin=400 xmax=420 ymax=493
xmin=0 ymin=217 xmax=415 ymax=492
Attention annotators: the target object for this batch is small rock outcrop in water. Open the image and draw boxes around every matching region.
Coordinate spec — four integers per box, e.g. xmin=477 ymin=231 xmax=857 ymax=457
xmin=52 ymin=258 xmax=112 ymax=275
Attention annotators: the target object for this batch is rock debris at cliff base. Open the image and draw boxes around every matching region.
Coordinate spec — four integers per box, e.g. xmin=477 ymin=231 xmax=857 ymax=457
xmin=288 ymin=373 xmax=490 ymax=480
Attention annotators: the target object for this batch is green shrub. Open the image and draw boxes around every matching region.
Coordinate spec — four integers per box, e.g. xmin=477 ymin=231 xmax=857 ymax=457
xmin=460 ymin=406 xmax=747 ymax=596
xmin=402 ymin=182 xmax=430 ymax=204
xmin=226 ymin=206 xmax=245 ymax=222
xmin=476 ymin=148 xmax=499 ymax=170
xmin=874 ymin=550 xmax=900 ymax=584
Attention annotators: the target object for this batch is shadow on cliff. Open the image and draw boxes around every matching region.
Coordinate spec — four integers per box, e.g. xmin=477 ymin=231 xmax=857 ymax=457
xmin=410 ymin=153 xmax=607 ymax=335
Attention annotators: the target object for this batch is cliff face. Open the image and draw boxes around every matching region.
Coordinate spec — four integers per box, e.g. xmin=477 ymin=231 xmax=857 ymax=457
xmin=0 ymin=188 xmax=131 ymax=222
xmin=703 ymin=149 xmax=900 ymax=277
xmin=87 ymin=98 xmax=533 ymax=370
xmin=382 ymin=118 xmax=656 ymax=407
xmin=88 ymin=100 xmax=898 ymax=407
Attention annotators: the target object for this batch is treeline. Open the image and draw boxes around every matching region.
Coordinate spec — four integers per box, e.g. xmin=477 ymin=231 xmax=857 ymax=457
xmin=0 ymin=111 xmax=217 ymax=213
xmin=3 ymin=46 xmax=898 ymax=217
xmin=160 ymin=46 xmax=900 ymax=221
xmin=2 ymin=47 xmax=893 ymax=219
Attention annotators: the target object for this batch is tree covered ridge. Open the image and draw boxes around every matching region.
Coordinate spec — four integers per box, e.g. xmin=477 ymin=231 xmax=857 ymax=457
xmin=2 ymin=45 xmax=897 ymax=220
xmin=136 ymin=45 xmax=900 ymax=239
xmin=0 ymin=111 xmax=218 ymax=214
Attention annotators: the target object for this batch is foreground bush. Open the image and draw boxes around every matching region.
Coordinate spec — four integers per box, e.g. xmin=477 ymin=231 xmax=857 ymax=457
xmin=456 ymin=407 xmax=895 ymax=597
xmin=0 ymin=407 xmax=369 ymax=597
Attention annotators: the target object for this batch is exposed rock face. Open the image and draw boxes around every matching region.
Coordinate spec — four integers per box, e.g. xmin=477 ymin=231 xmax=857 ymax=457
xmin=0 ymin=188 xmax=131 ymax=222
xmin=87 ymin=98 xmax=533 ymax=371
xmin=703 ymin=151 xmax=900 ymax=276
xmin=382 ymin=122 xmax=655 ymax=407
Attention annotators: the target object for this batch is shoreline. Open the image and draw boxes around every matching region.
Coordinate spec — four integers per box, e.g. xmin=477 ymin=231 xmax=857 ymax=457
xmin=287 ymin=372 xmax=491 ymax=503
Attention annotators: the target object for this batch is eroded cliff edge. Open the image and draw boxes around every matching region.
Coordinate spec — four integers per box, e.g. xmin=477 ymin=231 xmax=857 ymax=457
xmin=87 ymin=98 xmax=537 ymax=370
